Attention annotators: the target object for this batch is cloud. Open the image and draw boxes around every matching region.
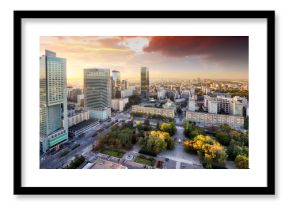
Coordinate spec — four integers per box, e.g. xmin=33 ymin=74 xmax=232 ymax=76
xmin=143 ymin=36 xmax=248 ymax=62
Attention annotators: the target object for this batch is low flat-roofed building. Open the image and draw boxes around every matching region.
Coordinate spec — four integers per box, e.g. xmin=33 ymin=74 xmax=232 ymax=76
xmin=132 ymin=105 xmax=175 ymax=118
xmin=68 ymin=119 xmax=99 ymax=138
xmin=186 ymin=111 xmax=244 ymax=129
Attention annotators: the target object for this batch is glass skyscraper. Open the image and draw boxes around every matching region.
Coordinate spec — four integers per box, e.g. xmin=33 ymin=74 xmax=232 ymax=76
xmin=84 ymin=68 xmax=111 ymax=120
xmin=141 ymin=67 xmax=149 ymax=100
xmin=111 ymin=70 xmax=121 ymax=99
xmin=40 ymin=50 xmax=68 ymax=153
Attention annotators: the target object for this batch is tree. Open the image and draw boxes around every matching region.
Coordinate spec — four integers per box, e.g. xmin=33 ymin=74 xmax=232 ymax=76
xmin=215 ymin=131 xmax=231 ymax=146
xmin=183 ymin=120 xmax=205 ymax=139
xmin=143 ymin=118 xmax=151 ymax=131
xmin=176 ymin=106 xmax=182 ymax=115
xmin=160 ymin=122 xmax=176 ymax=136
xmin=149 ymin=130 xmax=174 ymax=150
xmin=183 ymin=120 xmax=193 ymax=138
xmin=63 ymin=155 xmax=85 ymax=169
xmin=184 ymin=135 xmax=227 ymax=168
xmin=165 ymin=136 xmax=175 ymax=150
xmin=140 ymin=136 xmax=167 ymax=155
xmin=190 ymin=127 xmax=206 ymax=138
xmin=169 ymin=96 xmax=175 ymax=102
xmin=156 ymin=122 xmax=160 ymax=130
xmin=244 ymin=116 xmax=249 ymax=130
xmin=227 ymin=141 xmax=243 ymax=161
xmin=235 ymin=155 xmax=249 ymax=169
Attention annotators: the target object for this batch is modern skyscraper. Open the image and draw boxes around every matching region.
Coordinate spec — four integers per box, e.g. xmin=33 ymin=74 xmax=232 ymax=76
xmin=141 ymin=67 xmax=149 ymax=100
xmin=111 ymin=70 xmax=121 ymax=99
xmin=40 ymin=50 xmax=68 ymax=153
xmin=84 ymin=68 xmax=111 ymax=120
xmin=121 ymin=79 xmax=128 ymax=90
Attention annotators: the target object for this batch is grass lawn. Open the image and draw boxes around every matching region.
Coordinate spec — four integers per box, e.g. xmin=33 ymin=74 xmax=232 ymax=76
xmin=135 ymin=155 xmax=156 ymax=167
xmin=100 ymin=148 xmax=125 ymax=158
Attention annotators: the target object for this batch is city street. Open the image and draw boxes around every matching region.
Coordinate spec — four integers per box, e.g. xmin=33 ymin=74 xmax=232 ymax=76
xmin=159 ymin=126 xmax=202 ymax=168
xmin=40 ymin=120 xmax=120 ymax=169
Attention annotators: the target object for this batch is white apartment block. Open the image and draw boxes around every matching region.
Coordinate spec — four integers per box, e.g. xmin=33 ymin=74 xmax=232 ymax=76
xmin=121 ymin=86 xmax=136 ymax=98
xmin=186 ymin=111 xmax=244 ymax=129
xmin=111 ymin=98 xmax=129 ymax=111
xmin=132 ymin=105 xmax=175 ymax=118
xmin=188 ymin=99 xmax=196 ymax=111
xmin=157 ymin=88 xmax=167 ymax=99
xmin=208 ymin=100 xmax=218 ymax=114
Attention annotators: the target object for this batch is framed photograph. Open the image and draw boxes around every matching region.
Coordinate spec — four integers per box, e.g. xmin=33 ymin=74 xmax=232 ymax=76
xmin=14 ymin=10 xmax=275 ymax=195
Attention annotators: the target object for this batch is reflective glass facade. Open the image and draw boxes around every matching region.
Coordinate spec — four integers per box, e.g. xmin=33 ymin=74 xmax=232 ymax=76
xmin=141 ymin=67 xmax=149 ymax=99
xmin=40 ymin=50 xmax=68 ymax=153
xmin=84 ymin=68 xmax=111 ymax=120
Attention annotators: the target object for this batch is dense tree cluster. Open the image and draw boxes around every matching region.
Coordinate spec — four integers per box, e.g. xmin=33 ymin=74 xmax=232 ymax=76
xmin=183 ymin=120 xmax=206 ymax=138
xmin=212 ymin=88 xmax=248 ymax=99
xmin=160 ymin=122 xmax=177 ymax=136
xmin=235 ymin=154 xmax=249 ymax=169
xmin=139 ymin=135 xmax=167 ymax=155
xmin=63 ymin=155 xmax=85 ymax=169
xmin=149 ymin=130 xmax=175 ymax=150
xmin=184 ymin=135 xmax=227 ymax=168
xmin=130 ymin=112 xmax=174 ymax=121
xmin=93 ymin=122 xmax=138 ymax=151
xmin=214 ymin=124 xmax=249 ymax=169
xmin=139 ymin=122 xmax=176 ymax=155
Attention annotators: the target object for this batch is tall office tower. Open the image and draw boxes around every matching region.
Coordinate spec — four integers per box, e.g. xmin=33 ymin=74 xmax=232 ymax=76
xmin=40 ymin=50 xmax=68 ymax=153
xmin=141 ymin=67 xmax=149 ymax=100
xmin=111 ymin=70 xmax=121 ymax=99
xmin=84 ymin=68 xmax=111 ymax=120
xmin=121 ymin=79 xmax=129 ymax=90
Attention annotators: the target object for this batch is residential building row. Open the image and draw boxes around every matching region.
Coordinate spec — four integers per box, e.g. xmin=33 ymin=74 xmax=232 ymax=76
xmin=186 ymin=111 xmax=244 ymax=129
xmin=132 ymin=105 xmax=175 ymax=118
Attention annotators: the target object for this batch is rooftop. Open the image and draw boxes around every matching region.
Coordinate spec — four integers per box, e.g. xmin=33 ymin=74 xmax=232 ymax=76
xmin=68 ymin=119 xmax=99 ymax=132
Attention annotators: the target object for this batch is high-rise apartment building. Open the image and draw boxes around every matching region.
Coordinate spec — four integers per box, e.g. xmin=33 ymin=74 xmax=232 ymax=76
xmin=141 ymin=67 xmax=149 ymax=100
xmin=208 ymin=99 xmax=218 ymax=114
xmin=84 ymin=68 xmax=111 ymax=120
xmin=40 ymin=50 xmax=68 ymax=153
xmin=111 ymin=70 xmax=121 ymax=99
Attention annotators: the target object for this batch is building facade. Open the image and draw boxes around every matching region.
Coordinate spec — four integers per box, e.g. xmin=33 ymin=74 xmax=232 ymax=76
xmin=68 ymin=110 xmax=89 ymax=127
xmin=84 ymin=68 xmax=111 ymax=120
xmin=40 ymin=50 xmax=68 ymax=153
xmin=141 ymin=67 xmax=149 ymax=100
xmin=186 ymin=111 xmax=244 ymax=129
xmin=132 ymin=105 xmax=175 ymax=118
xmin=208 ymin=99 xmax=218 ymax=114
xmin=121 ymin=79 xmax=128 ymax=90
xmin=188 ymin=99 xmax=196 ymax=111
xmin=77 ymin=94 xmax=84 ymax=107
xmin=121 ymin=87 xmax=135 ymax=98
xmin=111 ymin=70 xmax=121 ymax=99
xmin=111 ymin=98 xmax=129 ymax=111
xmin=157 ymin=88 xmax=167 ymax=100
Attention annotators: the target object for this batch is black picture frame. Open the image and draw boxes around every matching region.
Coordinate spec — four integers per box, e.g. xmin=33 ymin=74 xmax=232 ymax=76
xmin=14 ymin=10 xmax=275 ymax=195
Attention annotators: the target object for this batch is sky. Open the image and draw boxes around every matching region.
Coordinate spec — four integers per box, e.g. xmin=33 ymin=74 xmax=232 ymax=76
xmin=40 ymin=36 xmax=248 ymax=83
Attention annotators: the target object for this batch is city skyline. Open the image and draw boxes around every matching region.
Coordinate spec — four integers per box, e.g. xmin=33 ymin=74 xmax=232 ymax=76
xmin=40 ymin=36 xmax=249 ymax=84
